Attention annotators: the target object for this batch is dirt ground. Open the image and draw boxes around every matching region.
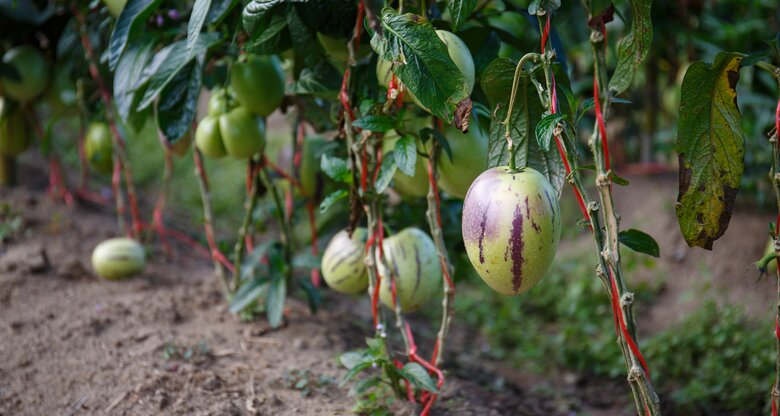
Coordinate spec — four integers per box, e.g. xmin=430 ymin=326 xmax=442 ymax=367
xmin=0 ymin=165 xmax=774 ymax=416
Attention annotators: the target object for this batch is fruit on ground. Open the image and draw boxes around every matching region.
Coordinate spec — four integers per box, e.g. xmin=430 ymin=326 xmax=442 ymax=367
xmin=85 ymin=122 xmax=113 ymax=175
xmin=91 ymin=237 xmax=145 ymax=280
xmin=0 ymin=101 xmax=31 ymax=156
xmin=230 ymin=55 xmax=285 ymax=117
xmin=322 ymin=228 xmax=369 ymax=294
xmin=102 ymin=0 xmax=127 ymax=17
xmin=219 ymin=107 xmax=265 ymax=158
xmin=299 ymin=136 xmax=328 ymax=198
xmin=1 ymin=46 xmax=49 ymax=103
xmin=195 ymin=115 xmax=227 ymax=158
xmin=378 ymin=227 xmax=441 ymax=312
xmin=382 ymin=132 xmax=429 ymax=198
xmin=377 ymin=31 xmax=474 ymax=110
xmin=317 ymin=33 xmax=371 ymax=62
xmin=462 ymin=166 xmax=561 ymax=295
xmin=435 ymin=123 xmax=488 ymax=199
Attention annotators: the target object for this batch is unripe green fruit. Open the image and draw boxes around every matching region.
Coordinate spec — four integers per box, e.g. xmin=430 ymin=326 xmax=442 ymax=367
xmin=0 ymin=101 xmax=31 ymax=157
xmin=378 ymin=227 xmax=441 ymax=312
xmin=85 ymin=122 xmax=113 ymax=175
xmin=462 ymin=167 xmax=561 ymax=295
xmin=219 ymin=107 xmax=265 ymax=159
xmin=230 ymin=55 xmax=285 ymax=117
xmin=102 ymin=0 xmax=127 ymax=17
xmin=766 ymin=239 xmax=777 ymax=272
xmin=1 ymin=46 xmax=49 ymax=103
xmin=299 ymin=136 xmax=328 ymax=198
xmin=91 ymin=237 xmax=145 ymax=280
xmin=382 ymin=132 xmax=429 ymax=198
xmin=207 ymin=88 xmax=236 ymax=116
xmin=435 ymin=123 xmax=488 ymax=199
xmin=195 ymin=115 xmax=227 ymax=158
xmin=317 ymin=33 xmax=371 ymax=62
xmin=322 ymin=228 xmax=369 ymax=294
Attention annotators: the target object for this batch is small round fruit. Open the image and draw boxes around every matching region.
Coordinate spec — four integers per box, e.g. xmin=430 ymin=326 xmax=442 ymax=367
xmin=102 ymin=0 xmax=127 ymax=17
xmin=322 ymin=228 xmax=369 ymax=294
xmin=1 ymin=46 xmax=49 ymax=103
xmin=382 ymin=132 xmax=429 ymax=198
xmin=207 ymin=88 xmax=236 ymax=116
xmin=230 ymin=55 xmax=285 ymax=117
xmin=91 ymin=237 xmax=145 ymax=280
xmin=377 ymin=227 xmax=441 ymax=312
xmin=317 ymin=33 xmax=371 ymax=62
xmin=0 ymin=101 xmax=31 ymax=157
xmin=462 ymin=167 xmax=561 ymax=295
xmin=435 ymin=123 xmax=488 ymax=199
xmin=85 ymin=122 xmax=113 ymax=175
xmin=195 ymin=115 xmax=227 ymax=158
xmin=219 ymin=107 xmax=265 ymax=158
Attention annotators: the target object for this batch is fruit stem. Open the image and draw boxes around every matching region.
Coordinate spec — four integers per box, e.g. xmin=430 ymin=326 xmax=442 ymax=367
xmin=504 ymin=52 xmax=543 ymax=171
xmin=0 ymin=155 xmax=16 ymax=187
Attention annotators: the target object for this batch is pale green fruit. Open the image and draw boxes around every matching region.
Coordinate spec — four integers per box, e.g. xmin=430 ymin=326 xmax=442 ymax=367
xmin=382 ymin=131 xmax=429 ymax=198
xmin=195 ymin=115 xmax=227 ymax=158
xmin=436 ymin=123 xmax=489 ymax=199
xmin=378 ymin=228 xmax=442 ymax=312
xmin=322 ymin=228 xmax=369 ymax=294
xmin=91 ymin=238 xmax=145 ymax=280
xmin=462 ymin=167 xmax=561 ymax=295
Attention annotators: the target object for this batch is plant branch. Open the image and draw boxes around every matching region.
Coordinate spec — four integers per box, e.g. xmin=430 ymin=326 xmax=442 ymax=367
xmin=232 ymin=159 xmax=261 ymax=291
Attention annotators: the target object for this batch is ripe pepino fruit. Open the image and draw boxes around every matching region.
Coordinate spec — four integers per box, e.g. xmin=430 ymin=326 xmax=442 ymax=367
xmin=377 ymin=228 xmax=441 ymax=312
xmin=91 ymin=238 xmax=146 ymax=280
xmin=322 ymin=228 xmax=369 ymax=294
xmin=462 ymin=167 xmax=561 ymax=295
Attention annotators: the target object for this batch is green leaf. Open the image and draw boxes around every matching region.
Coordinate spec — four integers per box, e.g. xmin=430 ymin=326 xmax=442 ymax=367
xmin=534 ymin=113 xmax=564 ymax=152
xmin=320 ymin=155 xmax=352 ymax=183
xmin=319 ymin=189 xmax=348 ymax=213
xmin=676 ymin=52 xmax=745 ymax=250
xmin=401 ymin=363 xmax=439 ymax=393
xmin=265 ymin=275 xmax=286 ymax=328
xmin=352 ymin=115 xmax=395 ymax=132
xmin=609 ymin=0 xmax=652 ymax=94
xmin=136 ymin=33 xmax=221 ymax=111
xmin=374 ymin=152 xmax=397 ymax=194
xmin=618 ymin=229 xmax=660 ymax=258
xmin=114 ymin=40 xmax=154 ymax=122
xmin=229 ymin=277 xmax=270 ymax=313
xmin=286 ymin=6 xmax=324 ymax=72
xmin=292 ymin=252 xmax=321 ymax=269
xmin=290 ymin=61 xmax=341 ymax=99
xmin=187 ymin=0 xmax=211 ymax=56
xmin=108 ymin=0 xmax=163 ymax=70
xmin=340 ymin=351 xmax=373 ymax=370
xmin=341 ymin=361 xmax=374 ymax=385
xmin=481 ymin=57 xmax=565 ymax=196
xmin=609 ymin=171 xmax=629 ymax=186
xmin=243 ymin=13 xmax=292 ymax=54
xmin=242 ymin=0 xmax=286 ymax=33
xmin=528 ymin=0 xmax=560 ymax=15
xmin=156 ymin=57 xmax=203 ymax=145
xmin=297 ymin=279 xmax=321 ymax=314
xmin=393 ymin=135 xmax=418 ymax=177
xmin=448 ymin=0 xmax=477 ymax=31
xmin=420 ymin=127 xmax=452 ymax=162
xmin=207 ymin=0 xmax=239 ymax=24
xmin=370 ymin=8 xmax=470 ymax=123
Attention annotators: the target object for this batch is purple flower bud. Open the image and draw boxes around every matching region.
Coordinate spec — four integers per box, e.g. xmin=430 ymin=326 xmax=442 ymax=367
xmin=156 ymin=14 xmax=164 ymax=27
xmin=167 ymin=9 xmax=180 ymax=20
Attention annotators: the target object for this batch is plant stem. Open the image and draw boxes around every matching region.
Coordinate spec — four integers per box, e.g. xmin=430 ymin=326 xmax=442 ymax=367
xmin=193 ymin=148 xmax=231 ymax=297
xmin=769 ymin=81 xmax=780 ymax=414
xmin=232 ymin=160 xmax=261 ymax=291
xmin=504 ymin=52 xmax=543 ymax=170
xmin=259 ymin=165 xmax=293 ymax=283
xmin=757 ymin=60 xmax=780 ymax=80
xmin=151 ymin=145 xmax=173 ymax=256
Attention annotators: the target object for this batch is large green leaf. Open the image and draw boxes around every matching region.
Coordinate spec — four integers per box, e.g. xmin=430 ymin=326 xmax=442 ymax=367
xmin=481 ymin=57 xmax=565 ymax=195
xmin=243 ymin=12 xmax=292 ymax=54
xmin=618 ymin=228 xmax=660 ymax=258
xmin=265 ymin=275 xmax=286 ymax=328
xmin=608 ymin=0 xmax=652 ymax=95
xmin=108 ymin=0 xmax=163 ymax=70
xmin=136 ymin=33 xmax=221 ymax=111
xmin=448 ymin=0 xmax=477 ymax=31
xmin=370 ymin=8 xmax=470 ymax=123
xmin=113 ymin=40 xmax=154 ymax=122
xmin=676 ymin=52 xmax=744 ymax=250
xmin=290 ymin=61 xmax=341 ymax=99
xmin=187 ymin=0 xmax=211 ymax=55
xmin=156 ymin=57 xmax=203 ymax=145
xmin=242 ymin=0 xmax=286 ymax=33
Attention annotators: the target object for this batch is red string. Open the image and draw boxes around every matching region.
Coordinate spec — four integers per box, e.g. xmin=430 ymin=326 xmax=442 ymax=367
xmin=593 ymin=75 xmax=611 ymax=172
xmin=541 ymin=13 xmax=551 ymax=52
xmin=608 ymin=266 xmax=652 ymax=378
xmin=773 ymin=394 xmax=778 ymax=416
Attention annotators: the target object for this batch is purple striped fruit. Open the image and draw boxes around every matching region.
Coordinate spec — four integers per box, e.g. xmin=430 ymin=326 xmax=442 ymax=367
xmin=462 ymin=167 xmax=561 ymax=295
xmin=322 ymin=228 xmax=369 ymax=294
xmin=378 ymin=228 xmax=441 ymax=312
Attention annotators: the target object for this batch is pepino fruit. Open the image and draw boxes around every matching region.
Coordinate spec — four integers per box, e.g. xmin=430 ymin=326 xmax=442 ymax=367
xmin=462 ymin=167 xmax=561 ymax=295
xmin=0 ymin=99 xmax=31 ymax=156
xmin=435 ymin=123 xmax=488 ymax=199
xmin=85 ymin=122 xmax=113 ymax=175
xmin=322 ymin=228 xmax=369 ymax=294
xmin=230 ymin=55 xmax=286 ymax=117
xmin=219 ymin=106 xmax=265 ymax=158
xmin=195 ymin=115 xmax=227 ymax=158
xmin=1 ymin=46 xmax=49 ymax=103
xmin=377 ymin=228 xmax=441 ymax=312
xmin=91 ymin=238 xmax=146 ymax=280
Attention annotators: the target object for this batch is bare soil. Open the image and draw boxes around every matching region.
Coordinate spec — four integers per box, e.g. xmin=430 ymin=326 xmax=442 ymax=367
xmin=0 ymin=166 xmax=773 ymax=416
